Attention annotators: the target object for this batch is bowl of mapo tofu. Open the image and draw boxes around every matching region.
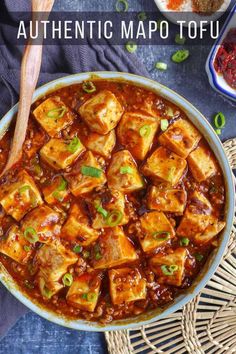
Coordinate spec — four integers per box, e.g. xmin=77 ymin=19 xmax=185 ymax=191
xmin=0 ymin=72 xmax=234 ymax=331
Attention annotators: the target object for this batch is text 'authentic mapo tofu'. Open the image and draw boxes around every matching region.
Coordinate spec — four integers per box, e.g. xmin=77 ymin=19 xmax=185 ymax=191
xmin=0 ymin=80 xmax=226 ymax=324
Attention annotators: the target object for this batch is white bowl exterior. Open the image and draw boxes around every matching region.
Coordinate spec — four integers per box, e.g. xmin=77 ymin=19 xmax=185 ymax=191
xmin=0 ymin=71 xmax=234 ymax=332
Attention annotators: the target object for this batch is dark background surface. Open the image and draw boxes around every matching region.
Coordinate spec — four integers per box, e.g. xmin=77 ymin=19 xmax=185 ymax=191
xmin=0 ymin=0 xmax=235 ymax=353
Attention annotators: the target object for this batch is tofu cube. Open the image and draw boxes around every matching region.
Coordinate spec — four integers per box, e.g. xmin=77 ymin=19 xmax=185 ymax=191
xmin=61 ymin=203 xmax=99 ymax=246
xmin=33 ymin=97 xmax=74 ymax=137
xmin=117 ymin=111 xmax=158 ymax=160
xmin=109 ymin=268 xmax=146 ymax=305
xmin=187 ymin=144 xmax=217 ymax=182
xmin=0 ymin=225 xmax=32 ymax=264
xmin=147 ymin=186 xmax=187 ymax=214
xmin=42 ymin=176 xmax=69 ymax=205
xmin=194 ymin=220 xmax=225 ymax=244
xmin=35 ymin=239 xmax=78 ymax=298
xmin=83 ymin=130 xmax=116 ymax=158
xmin=159 ymin=119 xmax=201 ymax=158
xmin=142 ymin=146 xmax=187 ymax=186
xmin=65 ymin=151 xmax=107 ymax=196
xmin=93 ymin=227 xmax=138 ymax=269
xmin=66 ymin=273 xmax=101 ymax=312
xmin=92 ymin=189 xmax=129 ymax=229
xmin=40 ymin=137 xmax=85 ymax=170
xmin=0 ymin=170 xmax=43 ymax=221
xmin=139 ymin=211 xmax=175 ymax=253
xmin=21 ymin=205 xmax=61 ymax=243
xmin=79 ymin=90 xmax=123 ymax=135
xmin=150 ymin=248 xmax=187 ymax=286
xmin=177 ymin=191 xmax=213 ymax=237
xmin=107 ymin=150 xmax=144 ymax=193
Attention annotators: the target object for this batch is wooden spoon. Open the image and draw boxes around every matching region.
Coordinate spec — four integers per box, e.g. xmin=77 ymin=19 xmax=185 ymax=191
xmin=1 ymin=0 xmax=55 ymax=176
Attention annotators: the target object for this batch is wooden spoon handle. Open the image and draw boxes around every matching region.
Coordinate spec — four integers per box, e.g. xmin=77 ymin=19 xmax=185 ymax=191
xmin=1 ymin=0 xmax=54 ymax=175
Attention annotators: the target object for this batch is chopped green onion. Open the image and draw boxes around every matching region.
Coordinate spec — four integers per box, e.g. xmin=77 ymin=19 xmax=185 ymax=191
xmin=214 ymin=112 xmax=225 ymax=129
xmin=39 ymin=278 xmax=53 ymax=299
xmin=175 ymin=34 xmax=186 ymax=45
xmin=106 ymin=210 xmax=123 ymax=227
xmin=215 ymin=128 xmax=221 ymax=135
xmin=138 ymin=11 xmax=147 ymax=21
xmin=120 ymin=166 xmax=133 ymax=174
xmin=23 ymin=227 xmax=39 ymax=244
xmin=96 ymin=204 xmax=108 ymax=218
xmin=73 ymin=244 xmax=82 ymax=253
xmin=82 ymin=81 xmax=96 ymax=93
xmin=62 ymin=273 xmax=73 ymax=287
xmin=180 ymin=237 xmax=190 ymax=246
xmin=115 ymin=0 xmax=128 ymax=12
xmin=125 ymin=41 xmax=137 ymax=53
xmin=47 ymin=106 xmax=67 ymax=119
xmin=94 ymin=244 xmax=102 ymax=260
xmin=152 ymin=231 xmax=170 ymax=241
xmin=67 ymin=136 xmax=81 ymax=153
xmin=172 ymin=49 xmax=189 ymax=63
xmin=81 ymin=165 xmax=103 ymax=178
xmin=23 ymin=245 xmax=31 ymax=252
xmin=83 ymin=250 xmax=90 ymax=259
xmin=87 ymin=292 xmax=97 ymax=302
xmin=155 ymin=62 xmax=167 ymax=71
xmin=160 ymin=119 xmax=169 ymax=131
xmin=139 ymin=124 xmax=151 ymax=138
xmin=166 ymin=106 xmax=174 ymax=117
xmin=19 ymin=185 xmax=30 ymax=195
xmin=161 ymin=264 xmax=179 ymax=275
xmin=57 ymin=177 xmax=68 ymax=191
xmin=81 ymin=293 xmax=88 ymax=300
xmin=195 ymin=253 xmax=204 ymax=262
xmin=52 ymin=191 xmax=64 ymax=202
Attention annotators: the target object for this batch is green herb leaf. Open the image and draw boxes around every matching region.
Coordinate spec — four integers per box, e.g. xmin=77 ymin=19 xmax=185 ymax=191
xmin=73 ymin=245 xmax=82 ymax=253
xmin=172 ymin=49 xmax=189 ymax=63
xmin=180 ymin=237 xmax=190 ymax=246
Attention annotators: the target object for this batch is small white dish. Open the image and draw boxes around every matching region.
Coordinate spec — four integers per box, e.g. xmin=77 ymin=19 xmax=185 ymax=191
xmin=154 ymin=0 xmax=231 ymax=26
xmin=206 ymin=3 xmax=236 ymax=102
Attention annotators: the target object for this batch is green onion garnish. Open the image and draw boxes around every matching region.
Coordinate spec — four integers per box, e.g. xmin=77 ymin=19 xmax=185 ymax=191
xmin=94 ymin=244 xmax=102 ymax=260
xmin=120 ymin=166 xmax=133 ymax=174
xmin=139 ymin=124 xmax=151 ymax=138
xmin=67 ymin=136 xmax=81 ymax=153
xmin=175 ymin=34 xmax=186 ymax=45
xmin=214 ymin=112 xmax=225 ymax=129
xmin=23 ymin=245 xmax=31 ymax=252
xmin=52 ymin=191 xmax=64 ymax=202
xmin=152 ymin=231 xmax=170 ymax=241
xmin=39 ymin=278 xmax=53 ymax=299
xmin=47 ymin=106 xmax=67 ymax=119
xmin=96 ymin=204 xmax=108 ymax=218
xmin=180 ymin=237 xmax=190 ymax=246
xmin=62 ymin=273 xmax=73 ymax=287
xmin=23 ymin=227 xmax=39 ymax=244
xmin=115 ymin=0 xmax=128 ymax=12
xmin=160 ymin=119 xmax=169 ymax=131
xmin=125 ymin=41 xmax=137 ymax=53
xmin=106 ymin=210 xmax=123 ymax=227
xmin=81 ymin=165 xmax=102 ymax=178
xmin=81 ymin=293 xmax=88 ymax=300
xmin=82 ymin=81 xmax=96 ymax=93
xmin=19 ymin=185 xmax=30 ymax=195
xmin=161 ymin=264 xmax=179 ymax=275
xmin=138 ymin=11 xmax=147 ymax=21
xmin=57 ymin=177 xmax=68 ymax=191
xmin=195 ymin=253 xmax=204 ymax=262
xmin=73 ymin=245 xmax=82 ymax=253
xmin=215 ymin=128 xmax=221 ymax=135
xmin=155 ymin=62 xmax=167 ymax=71
xmin=172 ymin=49 xmax=189 ymax=63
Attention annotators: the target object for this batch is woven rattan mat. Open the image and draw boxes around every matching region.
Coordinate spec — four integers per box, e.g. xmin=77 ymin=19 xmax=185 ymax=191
xmin=105 ymin=138 xmax=236 ymax=354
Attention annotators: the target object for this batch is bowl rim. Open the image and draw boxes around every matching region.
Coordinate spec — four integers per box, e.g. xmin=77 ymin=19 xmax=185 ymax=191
xmin=206 ymin=3 xmax=236 ymax=101
xmin=0 ymin=71 xmax=235 ymax=332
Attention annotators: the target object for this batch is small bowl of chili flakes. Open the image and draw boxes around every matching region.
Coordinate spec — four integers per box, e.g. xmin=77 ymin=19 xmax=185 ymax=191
xmin=206 ymin=3 xmax=236 ymax=102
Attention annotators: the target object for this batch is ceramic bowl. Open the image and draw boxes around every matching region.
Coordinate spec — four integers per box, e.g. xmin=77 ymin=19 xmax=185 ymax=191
xmin=0 ymin=72 xmax=234 ymax=331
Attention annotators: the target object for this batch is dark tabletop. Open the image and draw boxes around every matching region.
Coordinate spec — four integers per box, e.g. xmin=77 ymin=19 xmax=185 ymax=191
xmin=0 ymin=1 xmax=235 ymax=353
